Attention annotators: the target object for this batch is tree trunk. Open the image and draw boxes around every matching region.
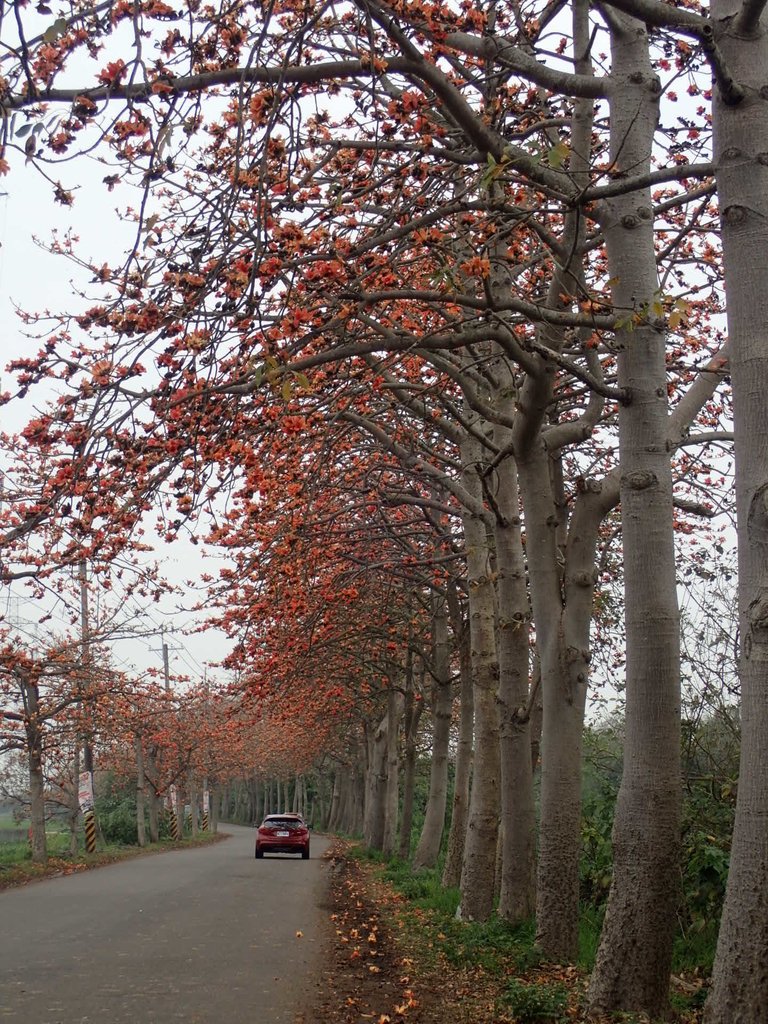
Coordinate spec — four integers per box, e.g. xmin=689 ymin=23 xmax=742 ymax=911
xmin=69 ymin=743 xmax=80 ymax=856
xmin=413 ymin=597 xmax=452 ymax=869
xmin=189 ymin=776 xmax=199 ymax=836
xmin=382 ymin=686 xmax=402 ymax=857
xmin=510 ymin=0 xmax=596 ymax=955
xmin=26 ymin=681 xmax=47 ymax=865
xmin=705 ymin=10 xmax=768 ymax=1021
xmin=251 ymin=777 xmax=260 ymax=824
xmin=493 ymin=386 xmax=537 ymax=924
xmin=146 ymin=743 xmax=160 ymax=842
xmin=351 ymin=765 xmax=365 ymax=835
xmin=208 ymin=782 xmax=218 ymax=831
xmin=443 ymin=590 xmax=474 ymax=889
xmin=399 ymin=654 xmax=423 ymax=861
xmin=364 ymin=715 xmax=388 ymax=850
xmin=518 ymin=437 xmax=586 ymax=957
xmin=135 ymin=734 xmax=147 ymax=847
xmin=587 ymin=17 xmax=681 ymax=1015
xmin=175 ymin=786 xmax=185 ymax=839
xmin=328 ymin=770 xmax=341 ymax=832
xmin=339 ymin=767 xmax=355 ymax=833
xmin=528 ymin=659 xmax=542 ymax=775
xmin=457 ymin=427 xmax=501 ymax=922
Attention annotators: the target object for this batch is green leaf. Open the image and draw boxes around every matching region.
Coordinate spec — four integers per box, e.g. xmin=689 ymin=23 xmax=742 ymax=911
xmin=669 ymin=297 xmax=691 ymax=331
xmin=294 ymin=371 xmax=310 ymax=390
xmin=615 ymin=314 xmax=635 ymax=333
xmin=548 ymin=140 xmax=570 ymax=168
xmin=42 ymin=16 xmax=68 ymax=43
xmin=281 ymin=378 xmax=292 ymax=402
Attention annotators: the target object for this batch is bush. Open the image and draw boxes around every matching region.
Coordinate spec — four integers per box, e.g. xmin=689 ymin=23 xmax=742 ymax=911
xmin=95 ymin=776 xmax=141 ymax=846
xmin=498 ymin=978 xmax=569 ymax=1023
xmin=99 ymin=803 xmax=138 ymax=846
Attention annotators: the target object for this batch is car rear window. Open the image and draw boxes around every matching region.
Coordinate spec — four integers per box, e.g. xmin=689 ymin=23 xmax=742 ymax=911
xmin=264 ymin=817 xmax=304 ymax=829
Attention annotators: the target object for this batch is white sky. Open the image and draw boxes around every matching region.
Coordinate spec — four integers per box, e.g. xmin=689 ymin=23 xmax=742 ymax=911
xmin=0 ymin=154 xmax=235 ymax=685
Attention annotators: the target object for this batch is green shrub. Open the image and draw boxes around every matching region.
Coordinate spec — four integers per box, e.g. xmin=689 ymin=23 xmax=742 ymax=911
xmin=580 ymin=788 xmax=615 ymax=908
xmin=498 ymin=978 xmax=569 ymax=1022
xmin=99 ymin=804 xmax=138 ymax=846
xmin=577 ymin=904 xmax=604 ymax=970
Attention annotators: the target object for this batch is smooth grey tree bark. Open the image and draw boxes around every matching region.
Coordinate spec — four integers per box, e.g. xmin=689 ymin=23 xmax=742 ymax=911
xmin=442 ymin=587 xmax=474 ymax=889
xmin=457 ymin=425 xmax=501 ymax=921
xmin=145 ymin=743 xmax=161 ymax=842
xmin=69 ymin=744 xmax=80 ymax=855
xmin=413 ymin=595 xmax=453 ymax=870
xmin=705 ymin=5 xmax=768 ymax=1019
xmin=382 ymin=685 xmax=402 ymax=856
xmin=492 ymin=375 xmax=537 ymax=924
xmin=25 ymin=677 xmax=47 ymax=865
xmin=398 ymin=651 xmax=424 ymax=860
xmin=135 ymin=733 xmax=147 ymax=847
xmin=188 ymin=775 xmax=199 ymax=836
xmin=363 ymin=713 xmax=388 ymax=850
xmin=327 ymin=769 xmax=341 ymax=831
xmin=587 ymin=15 xmax=682 ymax=1015
xmin=505 ymin=2 xmax=598 ymax=950
xmin=175 ymin=783 xmax=186 ymax=839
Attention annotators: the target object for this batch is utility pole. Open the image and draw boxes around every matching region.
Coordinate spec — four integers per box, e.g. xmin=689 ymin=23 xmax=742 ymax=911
xmin=157 ymin=628 xmax=181 ymax=838
xmin=78 ymin=558 xmax=97 ymax=852
xmin=162 ymin=628 xmax=171 ymax=692
xmin=79 ymin=559 xmax=94 ymax=775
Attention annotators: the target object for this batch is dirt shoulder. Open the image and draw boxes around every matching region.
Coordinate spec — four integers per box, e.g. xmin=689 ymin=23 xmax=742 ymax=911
xmin=309 ymin=840 xmax=707 ymax=1024
xmin=311 ymin=840 xmax=514 ymax=1024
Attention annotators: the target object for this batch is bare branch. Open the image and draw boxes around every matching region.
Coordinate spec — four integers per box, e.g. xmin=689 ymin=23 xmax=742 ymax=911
xmin=733 ymin=0 xmax=768 ymax=35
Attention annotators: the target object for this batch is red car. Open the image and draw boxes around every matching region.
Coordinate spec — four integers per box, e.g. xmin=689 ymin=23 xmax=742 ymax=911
xmin=255 ymin=813 xmax=310 ymax=859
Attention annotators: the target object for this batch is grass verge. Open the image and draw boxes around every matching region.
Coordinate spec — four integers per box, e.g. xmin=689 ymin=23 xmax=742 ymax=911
xmin=346 ymin=845 xmax=709 ymax=1024
xmin=0 ymin=832 xmax=226 ymax=891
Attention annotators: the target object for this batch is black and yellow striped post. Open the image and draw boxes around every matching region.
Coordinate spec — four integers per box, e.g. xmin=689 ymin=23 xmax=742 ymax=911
xmin=202 ymin=786 xmax=210 ymax=832
xmin=167 ymin=786 xmax=180 ymax=840
xmin=78 ymin=771 xmax=97 ymax=853
xmin=83 ymin=808 xmax=97 ymax=852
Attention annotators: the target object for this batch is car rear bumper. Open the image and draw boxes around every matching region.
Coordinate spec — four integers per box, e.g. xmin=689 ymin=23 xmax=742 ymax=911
xmin=256 ymin=842 xmax=308 ymax=855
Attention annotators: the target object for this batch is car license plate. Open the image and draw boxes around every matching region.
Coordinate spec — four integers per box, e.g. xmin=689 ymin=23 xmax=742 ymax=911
xmin=277 ymin=830 xmax=289 ymax=836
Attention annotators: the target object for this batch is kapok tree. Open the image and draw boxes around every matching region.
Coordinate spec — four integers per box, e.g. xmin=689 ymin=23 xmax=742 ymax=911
xmin=0 ymin=631 xmax=90 ymax=862
xmin=0 ymin=0 xmax=743 ymax=1014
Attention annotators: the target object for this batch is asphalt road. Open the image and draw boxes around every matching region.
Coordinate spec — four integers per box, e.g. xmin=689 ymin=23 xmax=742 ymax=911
xmin=0 ymin=824 xmax=332 ymax=1024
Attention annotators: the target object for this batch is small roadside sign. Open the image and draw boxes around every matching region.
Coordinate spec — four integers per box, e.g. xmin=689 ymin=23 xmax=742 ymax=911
xmin=78 ymin=771 xmax=94 ymax=812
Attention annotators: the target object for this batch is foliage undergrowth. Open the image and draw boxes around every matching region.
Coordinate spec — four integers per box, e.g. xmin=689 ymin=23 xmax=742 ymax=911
xmin=0 ymin=831 xmax=223 ymax=890
xmin=499 ymin=977 xmax=570 ymax=1023
xmin=353 ymin=842 xmax=709 ymax=1023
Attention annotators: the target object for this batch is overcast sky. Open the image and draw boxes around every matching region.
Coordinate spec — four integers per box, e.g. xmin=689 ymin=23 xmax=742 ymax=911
xmin=0 ymin=154 xmax=235 ymax=686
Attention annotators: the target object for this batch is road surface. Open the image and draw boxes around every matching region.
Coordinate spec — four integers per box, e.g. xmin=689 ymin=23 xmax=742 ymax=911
xmin=0 ymin=824 xmax=332 ymax=1023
